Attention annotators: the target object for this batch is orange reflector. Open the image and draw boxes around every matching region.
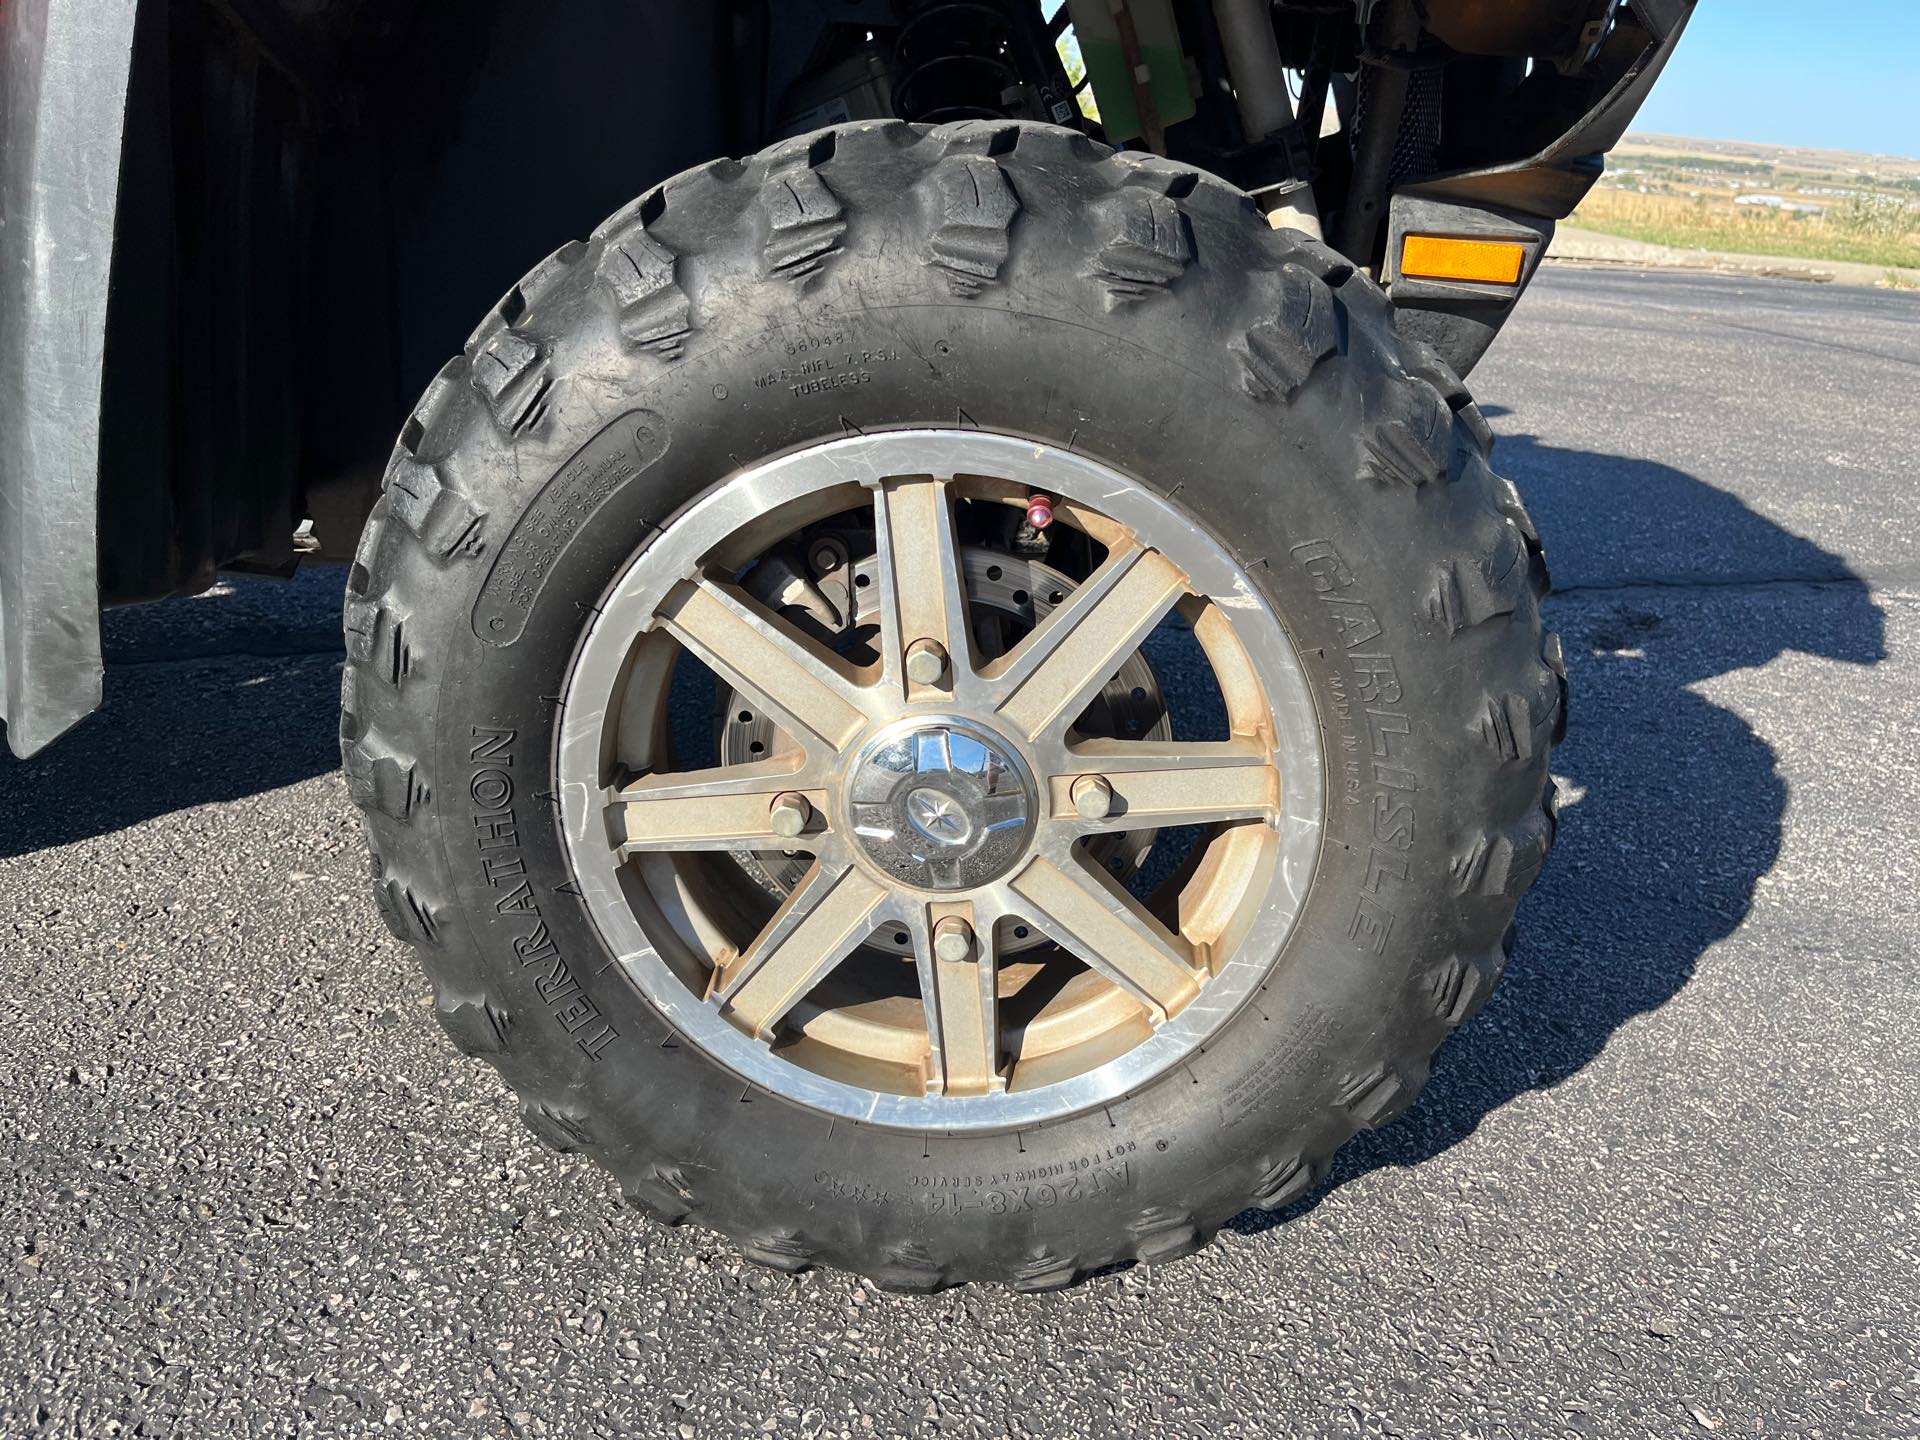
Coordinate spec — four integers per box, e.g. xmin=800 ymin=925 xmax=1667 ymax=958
xmin=1401 ymin=235 xmax=1527 ymax=285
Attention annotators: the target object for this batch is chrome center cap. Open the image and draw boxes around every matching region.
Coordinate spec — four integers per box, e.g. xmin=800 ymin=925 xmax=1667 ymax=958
xmin=846 ymin=720 xmax=1036 ymax=892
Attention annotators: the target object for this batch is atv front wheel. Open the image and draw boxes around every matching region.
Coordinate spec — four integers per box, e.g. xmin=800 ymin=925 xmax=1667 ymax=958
xmin=342 ymin=121 xmax=1561 ymax=1289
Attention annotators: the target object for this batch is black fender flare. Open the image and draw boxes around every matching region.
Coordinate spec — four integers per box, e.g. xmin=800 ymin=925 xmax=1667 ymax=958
xmin=1384 ymin=0 xmax=1698 ymax=376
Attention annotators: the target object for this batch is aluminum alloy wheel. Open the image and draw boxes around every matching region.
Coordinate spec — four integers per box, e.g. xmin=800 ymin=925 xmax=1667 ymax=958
xmin=557 ymin=430 xmax=1322 ymax=1132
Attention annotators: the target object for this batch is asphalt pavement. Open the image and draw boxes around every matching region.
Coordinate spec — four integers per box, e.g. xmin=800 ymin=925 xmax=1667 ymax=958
xmin=3 ymin=268 xmax=1916 ymax=1437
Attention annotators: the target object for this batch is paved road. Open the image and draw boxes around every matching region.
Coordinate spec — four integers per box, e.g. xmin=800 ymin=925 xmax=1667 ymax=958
xmin=3 ymin=269 xmax=1916 ymax=1438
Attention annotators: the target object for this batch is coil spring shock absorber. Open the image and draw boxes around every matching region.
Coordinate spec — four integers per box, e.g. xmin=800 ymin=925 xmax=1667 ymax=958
xmin=893 ymin=1 xmax=1026 ymax=123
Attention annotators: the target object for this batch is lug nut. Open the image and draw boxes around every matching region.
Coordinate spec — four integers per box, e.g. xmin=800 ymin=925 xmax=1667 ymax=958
xmin=807 ymin=538 xmax=846 ymax=576
xmin=768 ymin=792 xmax=811 ymax=839
xmin=904 ymin=637 xmax=949 ymax=686
xmin=932 ymin=917 xmax=975 ymax=964
xmin=1072 ymin=774 xmax=1114 ymax=822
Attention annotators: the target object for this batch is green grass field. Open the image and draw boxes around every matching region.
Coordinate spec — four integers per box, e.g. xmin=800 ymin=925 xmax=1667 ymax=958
xmin=1572 ymin=188 xmax=1920 ymax=271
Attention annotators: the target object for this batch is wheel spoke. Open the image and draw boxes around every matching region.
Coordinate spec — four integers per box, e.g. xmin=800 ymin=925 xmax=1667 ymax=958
xmin=1050 ymin=739 xmax=1277 ymax=831
xmin=614 ymin=758 xmax=828 ymax=854
xmin=1007 ymin=853 xmax=1202 ymax=1022
xmin=909 ymin=903 xmax=1003 ymax=1097
xmin=986 ymin=545 xmax=1185 ymax=740
xmin=658 ymin=576 xmax=870 ymax=757
xmin=718 ymin=862 xmax=888 ymax=1039
xmin=871 ymin=477 xmax=973 ymax=700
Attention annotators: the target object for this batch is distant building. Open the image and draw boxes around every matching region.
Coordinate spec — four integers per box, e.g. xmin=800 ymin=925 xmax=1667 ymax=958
xmin=1734 ymin=194 xmax=1826 ymax=217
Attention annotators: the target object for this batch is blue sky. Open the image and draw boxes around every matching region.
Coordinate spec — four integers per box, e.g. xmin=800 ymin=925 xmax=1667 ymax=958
xmin=1633 ymin=2 xmax=1920 ymax=157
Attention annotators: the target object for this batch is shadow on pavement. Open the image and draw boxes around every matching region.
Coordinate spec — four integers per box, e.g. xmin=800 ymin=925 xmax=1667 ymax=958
xmin=1235 ymin=425 xmax=1887 ymax=1234
xmin=0 ymin=572 xmax=347 ymax=859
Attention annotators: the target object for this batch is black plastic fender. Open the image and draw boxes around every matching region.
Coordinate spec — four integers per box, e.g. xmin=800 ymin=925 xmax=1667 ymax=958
xmin=1385 ymin=0 xmax=1697 ymax=376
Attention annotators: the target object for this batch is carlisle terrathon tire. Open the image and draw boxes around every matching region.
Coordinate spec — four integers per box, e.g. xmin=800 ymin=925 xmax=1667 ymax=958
xmin=341 ymin=121 xmax=1562 ymax=1290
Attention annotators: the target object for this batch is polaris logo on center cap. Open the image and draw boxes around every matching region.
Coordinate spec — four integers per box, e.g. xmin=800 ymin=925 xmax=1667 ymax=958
xmin=906 ymin=787 xmax=974 ymax=846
